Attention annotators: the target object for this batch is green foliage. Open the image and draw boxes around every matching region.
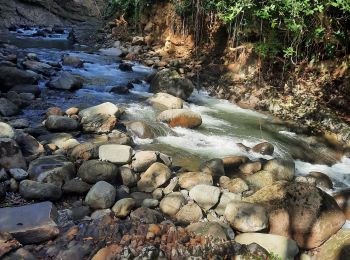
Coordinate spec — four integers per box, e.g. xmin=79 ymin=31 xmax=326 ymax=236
xmin=105 ymin=0 xmax=153 ymax=22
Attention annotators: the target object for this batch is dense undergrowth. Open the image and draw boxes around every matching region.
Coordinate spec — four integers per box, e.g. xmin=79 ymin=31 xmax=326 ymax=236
xmin=106 ymin=0 xmax=350 ymax=63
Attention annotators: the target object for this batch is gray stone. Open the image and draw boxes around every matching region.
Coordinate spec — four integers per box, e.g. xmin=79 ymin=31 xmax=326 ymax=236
xmin=62 ymin=55 xmax=84 ymax=68
xmin=78 ymin=160 xmax=119 ymax=184
xmin=99 ymin=144 xmax=132 ymax=164
xmin=159 ymin=192 xmax=186 ymax=216
xmin=224 ymin=201 xmax=268 ymax=232
xmin=252 ymin=142 xmax=274 ymax=155
xmin=119 ymin=166 xmax=137 ymax=187
xmin=62 ymin=179 xmax=92 ymax=195
xmin=132 ymin=150 xmax=172 ymax=172
xmin=130 ymin=192 xmax=152 ymax=207
xmin=19 ymin=180 xmax=62 ymax=201
xmin=8 ymin=168 xmax=28 ymax=181
xmin=0 ymin=66 xmax=39 ymax=92
xmin=0 ymin=98 xmax=19 ymax=117
xmin=0 ymin=138 xmax=26 ymax=169
xmin=142 ymin=198 xmax=159 ymax=208
xmin=15 ymin=132 xmax=44 ymax=158
xmin=45 ymin=115 xmax=79 ymax=132
xmin=126 ymin=121 xmax=154 ymax=139
xmin=79 ymin=102 xmax=121 ymax=119
xmin=22 ymin=60 xmax=52 ymax=76
xmin=85 ymin=181 xmax=116 ymax=209
xmin=176 ymin=202 xmax=203 ymax=224
xmin=0 ymin=201 xmax=59 ymax=244
xmin=81 ymin=113 xmax=116 ymax=134
xmin=91 ymin=209 xmax=112 ymax=220
xmin=215 ymin=191 xmax=242 ymax=216
xmin=8 ymin=118 xmax=29 ymax=129
xmin=148 ymin=92 xmax=183 ymax=110
xmin=28 ymin=155 xmax=76 ymax=186
xmin=137 ymin=162 xmax=171 ymax=192
xmin=130 ymin=207 xmax=161 ymax=224
xmin=10 ymin=84 xmax=41 ymax=97
xmin=189 ymin=184 xmax=221 ymax=211
xmin=47 ymin=72 xmax=83 ymax=90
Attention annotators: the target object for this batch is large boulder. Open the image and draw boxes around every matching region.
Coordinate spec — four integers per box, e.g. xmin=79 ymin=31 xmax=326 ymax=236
xmin=0 ymin=98 xmax=19 ymax=117
xmin=85 ymin=181 xmax=116 ymax=209
xmin=78 ymin=102 xmax=121 ymax=119
xmin=22 ymin=60 xmax=52 ymax=76
xmin=19 ymin=180 xmax=62 ymax=201
xmin=99 ymin=145 xmax=132 ymax=164
xmin=28 ymin=155 xmax=76 ymax=186
xmin=148 ymin=92 xmax=183 ymax=110
xmin=137 ymin=162 xmax=171 ymax=192
xmin=47 ymin=72 xmax=83 ymax=90
xmin=78 ymin=160 xmax=119 ymax=184
xmin=178 ymin=172 xmax=213 ymax=190
xmin=0 ymin=138 xmax=26 ymax=169
xmin=0 ymin=202 xmax=59 ymax=244
xmin=62 ymin=55 xmax=84 ymax=68
xmin=189 ymin=184 xmax=221 ymax=211
xmin=235 ymin=233 xmax=299 ymax=260
xmin=81 ymin=114 xmax=117 ymax=134
xmin=224 ymin=201 xmax=268 ymax=232
xmin=157 ymin=109 xmax=202 ymax=128
xmin=45 ymin=115 xmax=79 ymax=132
xmin=126 ymin=121 xmax=154 ymax=139
xmin=244 ymin=181 xmax=346 ymax=249
xmin=150 ymin=69 xmax=194 ymax=99
xmin=0 ymin=66 xmax=39 ymax=92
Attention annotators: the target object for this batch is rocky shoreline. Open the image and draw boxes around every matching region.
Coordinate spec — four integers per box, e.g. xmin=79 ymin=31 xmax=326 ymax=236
xmin=1 ymin=26 xmax=350 ymax=260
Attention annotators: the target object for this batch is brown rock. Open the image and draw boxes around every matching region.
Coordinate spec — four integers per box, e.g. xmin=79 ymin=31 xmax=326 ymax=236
xmin=178 ymin=172 xmax=213 ymax=190
xmin=334 ymin=189 xmax=350 ymax=220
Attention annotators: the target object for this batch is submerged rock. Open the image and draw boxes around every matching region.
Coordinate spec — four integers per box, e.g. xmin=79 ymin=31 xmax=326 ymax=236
xmin=62 ymin=55 xmax=84 ymax=68
xmin=0 ymin=201 xmax=59 ymax=244
xmin=157 ymin=109 xmax=202 ymax=128
xmin=126 ymin=121 xmax=154 ymax=139
xmin=252 ymin=142 xmax=274 ymax=155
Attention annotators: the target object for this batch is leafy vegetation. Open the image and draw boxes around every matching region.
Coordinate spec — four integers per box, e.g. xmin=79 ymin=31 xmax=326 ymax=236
xmin=107 ymin=0 xmax=350 ymax=62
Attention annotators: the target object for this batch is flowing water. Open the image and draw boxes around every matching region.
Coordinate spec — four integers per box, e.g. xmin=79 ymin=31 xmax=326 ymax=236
xmin=2 ymin=28 xmax=350 ymax=193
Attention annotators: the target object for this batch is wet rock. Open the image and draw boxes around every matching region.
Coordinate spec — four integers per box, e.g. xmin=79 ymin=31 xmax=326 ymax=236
xmin=10 ymin=84 xmax=41 ymax=97
xmin=176 ymin=202 xmax=203 ymax=224
xmin=225 ymin=201 xmax=268 ymax=232
xmin=157 ymin=109 xmax=202 ymax=128
xmin=118 ymin=62 xmax=133 ymax=71
xmin=108 ymin=130 xmax=133 ymax=145
xmin=37 ymin=132 xmax=75 ymax=147
xmin=219 ymin=176 xmax=249 ymax=193
xmin=19 ymin=180 xmax=62 ymax=200
xmin=62 ymin=55 xmax=84 ymax=68
xmin=239 ymin=161 xmax=262 ymax=175
xmin=0 ymin=183 xmax=6 ymax=201
xmin=62 ymin=179 xmax=92 ymax=195
xmin=130 ymin=207 xmax=162 ymax=224
xmin=45 ymin=115 xmax=79 ymax=132
xmin=81 ymin=113 xmax=117 ymax=134
xmin=68 ymin=142 xmax=98 ymax=161
xmin=79 ymin=102 xmax=121 ymax=119
xmin=2 ymin=248 xmax=37 ymax=260
xmin=252 ymin=142 xmax=274 ymax=155
xmin=126 ymin=121 xmax=154 ymax=139
xmin=148 ymin=92 xmax=183 ymax=110
xmin=0 ymin=122 xmax=15 ymax=139
xmin=262 ymin=159 xmax=295 ymax=181
xmin=178 ymin=172 xmax=213 ymax=190
xmin=137 ymin=162 xmax=171 ymax=192
xmin=142 ymin=198 xmax=159 ymax=208
xmin=78 ymin=159 xmax=119 ymax=184
xmin=91 ymin=209 xmax=112 ymax=220
xmin=8 ymin=168 xmax=28 ymax=181
xmin=85 ymin=181 xmax=116 ymax=209
xmin=131 ymin=150 xmax=171 ymax=172
xmin=99 ymin=47 xmax=122 ymax=57
xmin=14 ymin=131 xmax=44 ymax=158
xmin=65 ymin=107 xmax=79 ymax=116
xmin=334 ymin=189 xmax=350 ymax=219
xmin=315 ymin=229 xmax=350 ymax=260
xmin=46 ymin=107 xmax=64 ymax=117
xmin=8 ymin=118 xmax=29 ymax=129
xmin=0 ymin=66 xmax=39 ymax=92
xmin=0 ymin=98 xmax=19 ymax=117
xmin=244 ymin=170 xmax=276 ymax=190
xmin=200 ymin=158 xmax=225 ymax=179
xmin=112 ymin=198 xmax=136 ymax=218
xmin=307 ymin=171 xmax=333 ymax=189
xmin=152 ymin=188 xmax=163 ymax=200
xmin=0 ymin=169 xmax=9 ymax=182
xmin=186 ymin=222 xmax=227 ymax=241
xmin=235 ymin=233 xmax=299 ymax=260
xmin=119 ymin=166 xmax=137 ymax=187
xmin=244 ymin=181 xmax=346 ymax=249
xmin=215 ymin=191 xmax=242 ymax=216
xmin=150 ymin=69 xmax=194 ymax=99
xmin=28 ymin=155 xmax=76 ymax=186
xmin=47 ymin=71 xmax=83 ymax=90
xmin=189 ymin=184 xmax=221 ymax=211
xmin=99 ymin=144 xmax=132 ymax=164
xmin=0 ymin=138 xmax=26 ymax=169
xmin=0 ymin=201 xmax=59 ymax=244
xmin=22 ymin=60 xmax=52 ymax=76
xmin=160 ymin=192 xmax=186 ymax=216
